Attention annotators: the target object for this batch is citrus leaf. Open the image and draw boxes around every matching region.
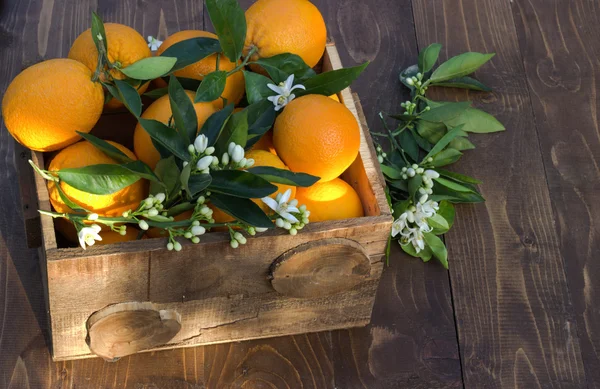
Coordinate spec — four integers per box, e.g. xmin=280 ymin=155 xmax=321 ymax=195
xmin=209 ymin=193 xmax=274 ymax=228
xmin=251 ymin=53 xmax=316 ymax=83
xmin=138 ymin=118 xmax=190 ymax=161
xmin=91 ymin=12 xmax=107 ymax=55
xmin=199 ymin=104 xmax=235 ymax=146
xmin=398 ymin=129 xmax=419 ymax=162
xmin=208 ymin=170 xmax=277 ymax=198
xmin=169 ymin=75 xmax=198 ymax=143
xmin=401 ymin=240 xmax=433 ymax=262
xmin=121 ymin=160 xmax=162 ymax=184
xmin=437 ymin=201 xmax=455 ymax=228
xmin=150 ymin=156 xmax=181 ymax=198
xmin=418 ymin=43 xmax=441 ymax=73
xmin=422 ymin=125 xmax=467 ymax=161
xmin=119 ymin=56 xmax=177 ymax=80
xmin=431 ymin=148 xmax=462 ymax=167
xmin=423 ymin=233 xmax=448 ymax=268
xmin=144 ymin=88 xmax=168 ymax=99
xmin=206 ymin=0 xmax=246 ymax=62
xmin=166 ymin=202 xmax=196 ymax=217
xmin=180 ymin=162 xmax=192 ymax=197
xmin=408 ymin=174 xmax=423 ymax=203
xmin=433 ymin=176 xmax=476 ymax=193
xmin=246 ymin=166 xmax=319 ymax=187
xmin=215 ymin=108 xmax=248 ymax=154
xmin=160 ymin=37 xmax=221 ymax=72
xmin=114 ymin=79 xmax=142 ymax=117
xmin=416 ymin=120 xmax=446 ymax=144
xmin=195 ymin=70 xmax=227 ymax=103
xmin=430 ymin=52 xmax=495 ymax=83
xmin=244 ymin=71 xmax=273 ymax=104
xmin=54 ymin=182 xmax=88 ymax=212
xmin=245 ymin=100 xmax=277 ymax=149
xmin=76 ymin=132 xmax=133 ymax=164
xmin=433 ymin=76 xmax=491 ymax=91
xmin=297 ymin=62 xmax=369 ymax=97
xmin=189 ymin=174 xmax=212 ymax=197
xmin=437 ymin=169 xmax=481 ymax=184
xmin=57 ymin=164 xmax=141 ymax=195
xmin=420 ymin=101 xmax=471 ymax=122
xmin=448 ymin=136 xmax=475 ymax=151
xmin=380 ymin=164 xmax=404 ymax=180
xmin=444 ymin=107 xmax=505 ymax=133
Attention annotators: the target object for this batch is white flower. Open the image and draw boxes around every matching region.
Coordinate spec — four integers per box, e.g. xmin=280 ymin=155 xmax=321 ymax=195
xmin=96 ymin=33 xmax=103 ymax=41
xmin=196 ymin=155 xmax=213 ymax=171
xmin=391 ymin=213 xmax=408 ymax=238
xmin=147 ymin=36 xmax=163 ymax=51
xmin=78 ymin=224 xmax=102 ymax=250
xmin=408 ymin=228 xmax=425 ymax=253
xmin=266 ymin=74 xmax=305 ymax=111
xmin=231 ymin=145 xmax=244 ymax=163
xmin=261 ymin=189 xmax=299 ymax=223
xmin=194 ymin=134 xmax=208 ymax=154
xmin=416 ymin=200 xmax=439 ymax=219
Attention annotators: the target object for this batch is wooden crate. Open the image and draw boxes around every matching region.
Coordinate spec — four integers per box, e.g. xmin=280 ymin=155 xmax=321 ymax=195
xmin=28 ymin=43 xmax=392 ymax=361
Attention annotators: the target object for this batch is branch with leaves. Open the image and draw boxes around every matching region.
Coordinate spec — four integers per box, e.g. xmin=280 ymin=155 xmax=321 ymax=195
xmin=376 ymin=43 xmax=504 ymax=268
xmin=30 ymin=1 xmax=369 ymax=251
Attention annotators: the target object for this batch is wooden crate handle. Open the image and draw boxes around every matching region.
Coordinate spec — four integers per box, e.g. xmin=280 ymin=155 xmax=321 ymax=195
xmin=86 ymin=302 xmax=181 ymax=361
xmin=268 ymin=238 xmax=371 ymax=298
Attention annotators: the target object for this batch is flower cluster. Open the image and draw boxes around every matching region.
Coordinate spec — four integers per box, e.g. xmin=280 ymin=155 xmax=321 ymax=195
xmin=222 ymin=142 xmax=255 ymax=169
xmin=391 ymin=200 xmax=439 ymax=253
xmin=261 ymin=189 xmax=310 ymax=235
xmin=400 ymin=163 xmax=439 ymax=204
xmin=376 ymin=145 xmax=387 ymax=164
xmin=267 ymin=74 xmax=305 ymax=111
xmin=405 ymin=72 xmax=428 ymax=96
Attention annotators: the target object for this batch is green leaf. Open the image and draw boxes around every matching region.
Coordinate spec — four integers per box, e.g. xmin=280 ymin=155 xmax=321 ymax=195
xmin=180 ymin=162 xmax=192 ymax=197
xmin=430 ymin=52 xmax=495 ymax=83
xmin=420 ymin=101 xmax=471 ymax=122
xmin=138 ymin=118 xmax=190 ymax=161
xmin=114 ymin=79 xmax=142 ymax=117
xmin=433 ymin=76 xmax=491 ymax=92
xmin=150 ymin=156 xmax=181 ymax=198
xmin=437 ymin=169 xmax=481 ymax=184
xmin=144 ymin=87 xmax=168 ymax=99
xmin=160 ymin=37 xmax=221 ymax=72
xmin=199 ymin=104 xmax=235 ymax=146
xmin=434 ymin=177 xmax=476 ymax=193
xmin=244 ymin=71 xmax=274 ymax=104
xmin=168 ymin=75 xmax=198 ymax=143
xmin=418 ymin=43 xmax=442 ymax=73
xmin=121 ymin=160 xmax=162 ymax=184
xmin=166 ymin=202 xmax=196 ymax=217
xmin=401 ymin=241 xmax=433 ymax=262
xmin=428 ymin=213 xmax=449 ymax=235
xmin=390 ymin=114 xmax=417 ymax=121
xmin=408 ymin=174 xmax=423 ymax=203
xmin=437 ymin=201 xmax=455 ymax=229
xmin=411 ymin=129 xmax=433 ymax=152
xmin=55 ymin=182 xmax=88 ymax=212
xmin=245 ymin=100 xmax=277 ymax=149
xmin=297 ymin=62 xmax=369 ymax=97
xmin=57 ymin=164 xmax=141 ymax=195
xmin=392 ymin=199 xmax=411 ymax=219
xmin=431 ymin=148 xmax=462 ymax=167
xmin=119 ymin=56 xmax=177 ymax=80
xmin=206 ymin=0 xmax=247 ymax=62
xmin=399 ymin=64 xmax=419 ymax=90
xmin=188 ymin=174 xmax=212 ymax=197
xmin=76 ymin=132 xmax=133 ymax=164
xmin=380 ymin=164 xmax=403 ymax=180
xmin=246 ymin=166 xmax=319 ymax=187
xmin=209 ymin=193 xmax=274 ymax=228
xmin=387 ymin=179 xmax=408 ymax=192
xmin=251 ymin=53 xmax=316 ymax=83
xmin=195 ymin=71 xmax=227 ymax=103
xmin=422 ymin=125 xmax=467 ymax=161
xmin=398 ymin=130 xmax=419 ymax=161
xmin=416 ymin=120 xmax=446 ymax=144
xmin=215 ymin=108 xmax=248 ymax=154
xmin=444 ymin=107 xmax=505 ymax=133
xmin=448 ymin=136 xmax=475 ymax=151
xmin=208 ymin=170 xmax=277 ymax=198
xmin=91 ymin=12 xmax=107 ymax=55
xmin=423 ymin=233 xmax=448 ymax=269
xmin=432 ymin=179 xmax=484 ymax=203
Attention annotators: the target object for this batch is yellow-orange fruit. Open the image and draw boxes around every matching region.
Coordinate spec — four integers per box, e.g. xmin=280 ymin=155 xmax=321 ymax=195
xmin=294 ymin=178 xmax=363 ymax=222
xmin=133 ymin=91 xmax=218 ymax=169
xmin=273 ymin=94 xmax=360 ymax=182
xmin=156 ymin=30 xmax=245 ymax=107
xmin=250 ymin=129 xmax=277 ymax=155
xmin=244 ymin=0 xmax=327 ymax=68
xmin=2 ymin=59 xmax=104 ymax=152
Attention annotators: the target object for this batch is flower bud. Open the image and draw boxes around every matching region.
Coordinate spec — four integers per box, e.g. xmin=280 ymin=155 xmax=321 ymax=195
xmin=402 ymin=174 xmax=408 ymax=180
xmin=148 ymin=208 xmax=159 ymax=217
xmin=245 ymin=158 xmax=255 ymax=168
xmin=239 ymin=157 xmax=247 ymax=167
xmin=192 ymin=220 xmax=200 ymax=226
xmin=119 ymin=229 xmax=127 ymax=236
xmin=416 ymin=167 xmax=424 ymax=174
xmin=191 ymin=237 xmax=200 ymax=244
xmin=197 ymin=196 xmax=205 ymax=204
xmin=199 ymin=206 xmax=211 ymax=215
xmin=183 ymin=161 xmax=189 ymax=167
xmin=411 ymin=164 xmax=418 ymax=169
xmin=407 ymin=78 xmax=414 ymax=86
xmin=88 ymin=213 xmax=99 ymax=221
xmin=283 ymin=221 xmax=292 ymax=230
xmin=419 ymin=194 xmax=428 ymax=204
xmin=230 ymin=240 xmax=239 ymax=249
xmin=234 ymin=232 xmax=247 ymax=244
xmin=378 ymin=156 xmax=383 ymax=163
xmin=144 ymin=198 xmax=154 ymax=208
xmin=188 ymin=144 xmax=196 ymax=154
xmin=289 ymin=199 xmax=298 ymax=207
xmin=275 ymin=218 xmax=285 ymax=228
xmin=173 ymin=242 xmax=182 ymax=251
xmin=167 ymin=242 xmax=174 ymax=251
xmin=184 ymin=231 xmax=193 ymax=239
xmin=299 ymin=205 xmax=307 ymax=212
xmin=289 ymin=228 xmax=297 ymax=236
xmin=231 ymin=145 xmax=244 ymax=163
xmin=139 ymin=220 xmax=149 ymax=230
xmin=192 ymin=226 xmax=206 ymax=236
xmin=221 ymin=152 xmax=230 ymax=165
xmin=196 ymin=156 xmax=213 ymax=171
xmin=255 ymin=227 xmax=268 ymax=233
xmin=205 ymin=146 xmax=215 ymax=156
xmin=407 ymin=168 xmax=416 ymax=177
xmin=154 ymin=193 xmax=166 ymax=203
xmin=194 ymin=134 xmax=208 ymax=153
xmin=228 ymin=142 xmax=236 ymax=156
xmin=248 ymin=227 xmax=256 ymax=236
xmin=427 ymin=157 xmax=433 ymax=163
xmin=424 ymin=169 xmax=440 ymax=179
xmin=418 ymin=188 xmax=427 ymax=195
xmin=211 ymin=156 xmax=219 ymax=166
xmin=406 ymin=211 xmax=415 ymax=223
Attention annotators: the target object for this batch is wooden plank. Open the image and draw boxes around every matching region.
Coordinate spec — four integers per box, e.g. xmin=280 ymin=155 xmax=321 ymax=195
xmin=411 ymin=0 xmax=588 ymax=387
xmin=511 ymin=0 xmax=600 ymax=386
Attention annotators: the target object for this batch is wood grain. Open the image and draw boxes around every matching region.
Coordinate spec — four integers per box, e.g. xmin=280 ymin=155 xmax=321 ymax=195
xmin=412 ymin=0 xmax=588 ymax=387
xmin=512 ymin=0 xmax=600 ymax=387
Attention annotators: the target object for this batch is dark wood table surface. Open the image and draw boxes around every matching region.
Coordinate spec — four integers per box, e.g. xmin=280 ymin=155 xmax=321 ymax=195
xmin=1 ymin=0 xmax=598 ymax=387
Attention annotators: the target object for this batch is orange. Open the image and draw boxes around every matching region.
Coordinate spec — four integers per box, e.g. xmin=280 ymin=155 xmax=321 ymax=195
xmin=273 ymin=94 xmax=360 ymax=182
xmin=295 ymin=178 xmax=363 ymax=222
xmin=244 ymin=0 xmax=327 ymax=69
xmin=68 ymin=23 xmax=151 ymax=109
xmin=133 ymin=90 xmax=218 ymax=169
xmin=329 ymin=94 xmax=340 ymax=102
xmin=250 ymin=129 xmax=276 ymax=154
xmin=146 ymin=210 xmax=193 ymax=239
xmin=2 ymin=59 xmax=104 ymax=152
xmin=48 ymin=141 xmax=147 ymax=221
xmin=156 ymin=30 xmax=245 ymax=106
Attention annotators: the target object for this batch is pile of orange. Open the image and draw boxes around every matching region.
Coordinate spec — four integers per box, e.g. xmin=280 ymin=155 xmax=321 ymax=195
xmin=2 ymin=0 xmax=364 ymax=246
